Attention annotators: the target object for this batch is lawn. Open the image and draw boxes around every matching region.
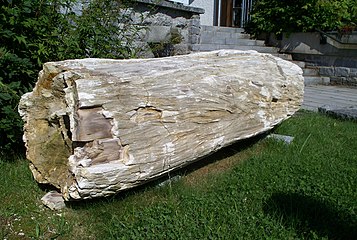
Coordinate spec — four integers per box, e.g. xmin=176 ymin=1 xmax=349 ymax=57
xmin=1 ymin=111 xmax=356 ymax=239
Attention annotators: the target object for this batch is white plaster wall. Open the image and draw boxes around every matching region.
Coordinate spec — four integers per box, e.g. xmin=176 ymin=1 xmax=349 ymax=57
xmin=189 ymin=0 xmax=215 ymax=26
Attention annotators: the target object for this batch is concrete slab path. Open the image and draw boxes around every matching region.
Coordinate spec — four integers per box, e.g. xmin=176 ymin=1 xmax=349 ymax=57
xmin=302 ymin=85 xmax=357 ymax=111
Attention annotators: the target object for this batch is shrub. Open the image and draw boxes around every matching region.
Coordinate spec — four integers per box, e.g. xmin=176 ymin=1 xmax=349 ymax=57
xmin=57 ymin=0 xmax=146 ymax=59
xmin=0 ymin=0 xmax=55 ymax=156
xmin=0 ymin=0 xmax=145 ymax=157
xmin=246 ymin=0 xmax=357 ymax=36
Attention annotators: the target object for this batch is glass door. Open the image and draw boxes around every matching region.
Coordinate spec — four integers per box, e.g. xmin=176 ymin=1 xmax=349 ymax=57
xmin=233 ymin=0 xmax=242 ymax=27
xmin=232 ymin=0 xmax=253 ymax=27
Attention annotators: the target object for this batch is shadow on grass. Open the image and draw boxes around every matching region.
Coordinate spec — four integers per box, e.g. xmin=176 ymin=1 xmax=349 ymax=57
xmin=66 ymin=132 xmax=267 ymax=209
xmin=264 ymin=192 xmax=357 ymax=240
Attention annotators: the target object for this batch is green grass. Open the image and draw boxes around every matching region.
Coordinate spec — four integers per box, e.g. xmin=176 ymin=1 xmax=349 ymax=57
xmin=1 ymin=111 xmax=356 ymax=239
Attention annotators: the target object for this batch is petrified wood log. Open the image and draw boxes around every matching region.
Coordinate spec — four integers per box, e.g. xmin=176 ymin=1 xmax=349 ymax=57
xmin=19 ymin=50 xmax=304 ymax=200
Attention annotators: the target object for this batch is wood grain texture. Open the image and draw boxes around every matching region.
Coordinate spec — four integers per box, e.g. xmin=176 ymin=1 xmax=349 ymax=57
xmin=19 ymin=50 xmax=304 ymax=200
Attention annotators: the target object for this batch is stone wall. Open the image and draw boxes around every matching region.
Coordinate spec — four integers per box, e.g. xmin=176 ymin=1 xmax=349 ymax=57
xmin=68 ymin=0 xmax=203 ymax=58
xmin=268 ymin=32 xmax=357 ymax=68
xmin=319 ymin=66 xmax=357 ymax=86
xmin=131 ymin=0 xmax=204 ymax=57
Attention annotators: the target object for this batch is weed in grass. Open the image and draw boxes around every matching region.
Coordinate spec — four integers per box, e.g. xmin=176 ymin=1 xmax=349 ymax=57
xmin=0 ymin=215 xmax=10 ymax=239
xmin=30 ymin=214 xmax=71 ymax=239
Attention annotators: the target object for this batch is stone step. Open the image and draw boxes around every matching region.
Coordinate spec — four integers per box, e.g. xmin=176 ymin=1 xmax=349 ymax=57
xmin=201 ymin=25 xmax=245 ymax=34
xmin=206 ymin=38 xmax=264 ymax=46
xmin=304 ymin=76 xmax=330 ymax=86
xmin=191 ymin=44 xmax=279 ymax=53
xmin=255 ymin=40 xmax=266 ymax=46
xmin=224 ymin=38 xmax=265 ymax=46
xmin=191 ymin=44 xmax=217 ymax=51
xmin=200 ymin=32 xmax=251 ymax=43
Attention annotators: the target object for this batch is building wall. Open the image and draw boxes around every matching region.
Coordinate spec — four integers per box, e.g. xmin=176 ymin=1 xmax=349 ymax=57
xmin=189 ymin=0 xmax=215 ymax=26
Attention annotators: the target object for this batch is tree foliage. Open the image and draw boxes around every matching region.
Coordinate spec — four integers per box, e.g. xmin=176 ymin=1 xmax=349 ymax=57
xmin=246 ymin=0 xmax=357 ymax=36
xmin=0 ymin=0 xmax=145 ymax=157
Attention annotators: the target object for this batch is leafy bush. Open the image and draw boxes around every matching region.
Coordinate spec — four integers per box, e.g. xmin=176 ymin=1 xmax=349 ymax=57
xmin=0 ymin=0 xmax=55 ymax=156
xmin=247 ymin=0 xmax=357 ymax=36
xmin=0 ymin=0 xmax=145 ymax=157
xmin=58 ymin=0 xmax=146 ymax=59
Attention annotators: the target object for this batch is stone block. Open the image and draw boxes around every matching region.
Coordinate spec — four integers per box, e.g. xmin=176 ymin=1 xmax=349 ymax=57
xmin=146 ymin=26 xmax=171 ymax=43
xmin=172 ymin=17 xmax=188 ymax=28
xmin=173 ymin=44 xmax=189 ymax=55
xmin=200 ymin=32 xmax=214 ymax=44
xmin=321 ymin=77 xmax=330 ymax=85
xmin=144 ymin=12 xmax=173 ymax=26
xmin=179 ymin=29 xmax=189 ymax=43
xmin=346 ymin=77 xmax=357 ymax=86
xmin=350 ymin=68 xmax=357 ymax=77
xmin=319 ymin=67 xmax=335 ymax=76
xmin=190 ymin=18 xmax=200 ymax=28
xmin=189 ymin=26 xmax=201 ymax=36
xmin=189 ymin=35 xmax=200 ymax=44
xmin=303 ymin=68 xmax=319 ymax=76
xmin=335 ymin=67 xmax=350 ymax=77
xmin=330 ymin=76 xmax=343 ymax=85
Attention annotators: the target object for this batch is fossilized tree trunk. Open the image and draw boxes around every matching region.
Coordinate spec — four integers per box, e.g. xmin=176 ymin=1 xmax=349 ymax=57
xmin=19 ymin=50 xmax=304 ymax=200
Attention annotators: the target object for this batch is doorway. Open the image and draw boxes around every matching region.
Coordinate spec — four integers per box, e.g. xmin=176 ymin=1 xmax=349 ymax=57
xmin=218 ymin=0 xmax=253 ymax=27
xmin=219 ymin=0 xmax=233 ymax=27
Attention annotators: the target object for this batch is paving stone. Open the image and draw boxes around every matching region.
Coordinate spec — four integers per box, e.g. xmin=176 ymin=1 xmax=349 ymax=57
xmin=302 ymin=85 xmax=357 ymax=112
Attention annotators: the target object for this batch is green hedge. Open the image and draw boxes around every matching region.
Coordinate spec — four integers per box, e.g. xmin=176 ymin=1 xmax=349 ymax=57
xmin=246 ymin=0 xmax=357 ymax=36
xmin=0 ymin=0 xmax=144 ymax=158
